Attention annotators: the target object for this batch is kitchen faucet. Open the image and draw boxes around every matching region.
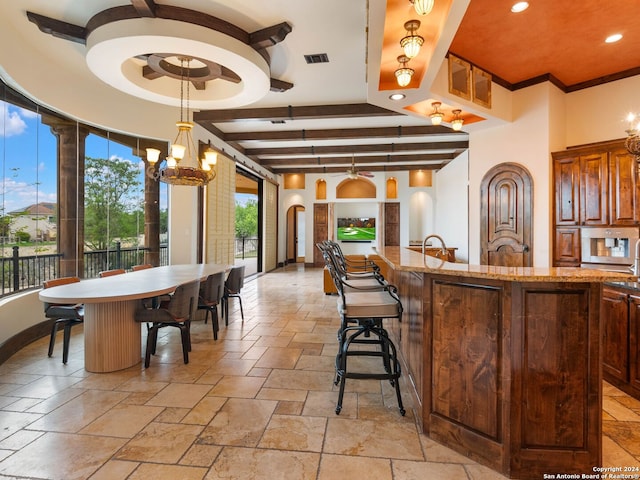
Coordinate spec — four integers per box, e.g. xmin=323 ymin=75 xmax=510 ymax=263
xmin=422 ymin=234 xmax=448 ymax=258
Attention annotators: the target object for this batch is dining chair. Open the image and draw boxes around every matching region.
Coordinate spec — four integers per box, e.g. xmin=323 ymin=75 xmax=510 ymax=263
xmin=222 ymin=265 xmax=245 ymax=325
xmin=43 ymin=276 xmax=84 ymax=364
xmin=98 ymin=268 xmax=126 ymax=277
xmin=134 ymin=280 xmax=200 ymax=368
xmin=131 ymin=264 xmax=153 ymax=271
xmin=197 ymin=271 xmax=225 ymax=340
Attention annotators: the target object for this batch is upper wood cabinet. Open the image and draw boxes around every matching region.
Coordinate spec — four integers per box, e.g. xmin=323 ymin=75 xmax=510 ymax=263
xmin=553 ymin=155 xmax=580 ymax=225
xmin=553 ymin=140 xmax=636 ymax=227
xmin=609 ymin=148 xmax=640 ymax=225
xmin=579 ymin=152 xmax=608 ymax=225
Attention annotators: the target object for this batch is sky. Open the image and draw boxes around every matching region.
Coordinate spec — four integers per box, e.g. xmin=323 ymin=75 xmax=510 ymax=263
xmin=0 ymin=100 xmax=167 ymax=216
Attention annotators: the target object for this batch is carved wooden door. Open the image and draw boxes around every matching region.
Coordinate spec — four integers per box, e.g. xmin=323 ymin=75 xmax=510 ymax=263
xmin=480 ymin=163 xmax=533 ymax=267
xmin=313 ymin=203 xmax=328 ymax=267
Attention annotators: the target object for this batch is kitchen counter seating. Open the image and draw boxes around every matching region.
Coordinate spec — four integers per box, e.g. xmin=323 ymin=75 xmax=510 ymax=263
xmin=322 ymin=253 xmax=389 ymax=294
xmin=318 ymin=241 xmax=404 ymax=415
xmin=373 ymin=246 xmax=634 ymax=480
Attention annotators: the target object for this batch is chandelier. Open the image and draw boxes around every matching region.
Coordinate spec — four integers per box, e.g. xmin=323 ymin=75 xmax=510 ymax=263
xmin=400 ymin=20 xmax=424 ymax=59
xmin=451 ymin=109 xmax=464 ymax=131
xmin=625 ymin=112 xmax=640 ymax=158
xmin=410 ymin=0 xmax=435 ymax=16
xmin=146 ymin=57 xmax=217 ymax=186
xmin=429 ymin=101 xmax=444 ymax=125
xmin=395 ymin=55 xmax=414 ymax=87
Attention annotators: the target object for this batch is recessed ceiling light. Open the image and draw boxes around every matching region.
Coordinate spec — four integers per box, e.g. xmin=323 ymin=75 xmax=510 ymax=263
xmin=511 ymin=2 xmax=529 ymax=13
xmin=389 ymin=93 xmax=406 ymax=101
xmin=605 ymin=33 xmax=623 ymax=43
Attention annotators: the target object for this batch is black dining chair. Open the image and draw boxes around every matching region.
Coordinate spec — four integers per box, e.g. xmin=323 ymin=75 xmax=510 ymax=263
xmin=222 ymin=265 xmax=245 ymax=325
xmin=43 ymin=276 xmax=84 ymax=364
xmin=134 ymin=280 xmax=200 ymax=368
xmin=198 ymin=271 xmax=225 ymax=340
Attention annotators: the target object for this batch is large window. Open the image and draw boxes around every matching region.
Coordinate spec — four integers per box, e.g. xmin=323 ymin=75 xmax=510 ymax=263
xmin=0 ymin=81 xmax=168 ymax=295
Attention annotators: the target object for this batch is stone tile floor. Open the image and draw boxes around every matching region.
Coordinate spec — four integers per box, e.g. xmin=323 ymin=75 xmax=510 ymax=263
xmin=0 ymin=265 xmax=638 ymax=479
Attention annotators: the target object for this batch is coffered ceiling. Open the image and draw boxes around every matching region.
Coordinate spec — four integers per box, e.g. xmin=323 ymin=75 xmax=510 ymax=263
xmin=2 ymin=0 xmax=638 ymax=178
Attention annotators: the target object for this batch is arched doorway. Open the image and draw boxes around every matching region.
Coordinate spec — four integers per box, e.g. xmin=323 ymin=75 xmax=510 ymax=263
xmin=286 ymin=205 xmax=305 ymax=264
xmin=480 ymin=162 xmax=533 ymax=267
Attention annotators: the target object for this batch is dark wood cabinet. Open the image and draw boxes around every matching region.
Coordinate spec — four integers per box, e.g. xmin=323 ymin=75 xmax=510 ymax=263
xmin=554 ymin=155 xmax=580 ymax=226
xmin=312 ymin=203 xmax=328 ymax=267
xmin=629 ymin=294 xmax=640 ymax=392
xmin=384 ymin=202 xmax=400 ymax=246
xmin=601 ymin=285 xmax=640 ymax=400
xmin=552 ymin=140 xmax=639 ymax=267
xmin=553 ymin=227 xmax=580 ymax=265
xmin=579 ymin=152 xmax=608 ymax=225
xmin=602 ymin=288 xmax=629 ymax=382
xmin=609 ymin=148 xmax=639 ymax=225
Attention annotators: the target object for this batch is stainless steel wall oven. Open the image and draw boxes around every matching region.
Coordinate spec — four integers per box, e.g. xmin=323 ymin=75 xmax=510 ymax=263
xmin=580 ymin=226 xmax=639 ymax=271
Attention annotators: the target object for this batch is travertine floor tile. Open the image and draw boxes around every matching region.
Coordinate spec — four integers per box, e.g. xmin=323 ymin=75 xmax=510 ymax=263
xmin=392 ymin=459 xmax=470 ymax=480
xmin=0 ymin=431 xmax=125 ymax=480
xmin=258 ymin=414 xmax=326 ymax=452
xmin=208 ymin=375 xmax=265 ymax=398
xmin=80 ymin=404 xmax=164 ymax=438
xmin=26 ymin=390 xmax=128 ymax=433
xmin=128 ymin=463 xmax=208 ymax=480
xmin=200 ymin=398 xmax=277 ymax=447
xmin=317 ymin=454 xmax=392 ymax=480
xmin=324 ymin=417 xmax=424 ymax=460
xmin=254 ymin=347 xmax=303 ymax=369
xmin=115 ymin=422 xmax=203 ymax=463
xmin=206 ymin=446 xmax=320 ymax=480
xmin=145 ymin=383 xmax=212 ymax=409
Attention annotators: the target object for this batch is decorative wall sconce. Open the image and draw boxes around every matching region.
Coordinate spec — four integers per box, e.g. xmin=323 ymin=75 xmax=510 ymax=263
xmin=400 ymin=20 xmax=424 ymax=59
xmin=395 ymin=55 xmax=414 ymax=87
xmin=430 ymin=102 xmax=444 ymax=125
xmin=625 ymin=112 xmax=640 ymax=158
xmin=451 ymin=109 xmax=464 ymax=131
xmin=410 ymin=0 xmax=435 ymax=16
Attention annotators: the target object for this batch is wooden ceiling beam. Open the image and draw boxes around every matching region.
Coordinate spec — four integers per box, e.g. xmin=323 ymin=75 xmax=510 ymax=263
xmin=249 ymin=22 xmax=292 ymax=49
xmin=26 ymin=12 xmax=87 ymax=44
xmin=244 ymin=140 xmax=468 ymax=156
xmin=257 ymin=152 xmax=458 ymax=167
xmin=271 ymin=163 xmax=448 ymax=174
xmin=193 ymin=104 xmax=402 ymax=123
xmin=131 ymin=0 xmax=157 ymax=18
xmin=224 ymin=124 xmax=457 ymax=141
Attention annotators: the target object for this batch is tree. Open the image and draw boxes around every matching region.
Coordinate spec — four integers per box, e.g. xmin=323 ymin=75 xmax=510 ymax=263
xmin=235 ymin=199 xmax=258 ymax=238
xmin=84 ymin=156 xmax=143 ymax=250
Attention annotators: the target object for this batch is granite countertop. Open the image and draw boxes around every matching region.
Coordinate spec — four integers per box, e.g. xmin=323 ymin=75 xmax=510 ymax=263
xmin=374 ymin=246 xmax=638 ymax=283
xmin=604 ymin=281 xmax=640 ymax=291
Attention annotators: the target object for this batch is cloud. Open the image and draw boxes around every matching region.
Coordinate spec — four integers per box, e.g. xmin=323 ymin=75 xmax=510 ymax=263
xmin=0 ymin=101 xmax=28 ymax=137
xmin=0 ymin=177 xmax=56 ymax=213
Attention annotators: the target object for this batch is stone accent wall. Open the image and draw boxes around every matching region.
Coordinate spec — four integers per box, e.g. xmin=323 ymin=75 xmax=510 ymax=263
xmin=205 ymin=154 xmax=235 ymax=265
xmin=263 ymin=180 xmax=278 ymax=271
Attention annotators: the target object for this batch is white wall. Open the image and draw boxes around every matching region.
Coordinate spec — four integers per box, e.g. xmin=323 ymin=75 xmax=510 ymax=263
xmin=434 ymin=151 xmax=469 ymax=262
xmin=468 ymin=83 xmax=556 ymax=266
xmin=0 ymin=291 xmax=43 ymax=348
xmin=566 ymin=76 xmax=640 ymax=146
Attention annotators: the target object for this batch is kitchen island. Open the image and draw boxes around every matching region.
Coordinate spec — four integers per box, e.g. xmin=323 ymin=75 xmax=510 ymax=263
xmin=374 ymin=246 xmax=635 ymax=480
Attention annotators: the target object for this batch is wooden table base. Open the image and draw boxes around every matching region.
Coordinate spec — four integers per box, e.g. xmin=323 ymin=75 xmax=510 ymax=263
xmin=83 ymin=300 xmax=141 ymax=373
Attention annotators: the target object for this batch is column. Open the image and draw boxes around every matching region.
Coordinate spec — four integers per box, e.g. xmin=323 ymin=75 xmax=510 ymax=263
xmin=48 ymin=121 xmax=89 ymax=278
xmin=144 ymin=161 xmax=160 ymax=266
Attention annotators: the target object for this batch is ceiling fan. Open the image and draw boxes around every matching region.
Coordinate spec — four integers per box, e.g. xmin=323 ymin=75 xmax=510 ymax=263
xmin=342 ymin=155 xmax=373 ymax=179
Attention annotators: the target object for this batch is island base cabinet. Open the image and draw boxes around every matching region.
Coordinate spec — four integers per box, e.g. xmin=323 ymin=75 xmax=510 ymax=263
xmin=395 ymin=273 xmax=603 ymax=480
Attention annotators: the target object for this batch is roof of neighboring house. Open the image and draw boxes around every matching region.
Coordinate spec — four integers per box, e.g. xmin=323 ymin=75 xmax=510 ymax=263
xmin=9 ymin=202 xmax=56 ymax=216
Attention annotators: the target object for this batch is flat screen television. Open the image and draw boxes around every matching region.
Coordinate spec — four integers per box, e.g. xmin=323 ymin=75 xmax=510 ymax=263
xmin=337 ymin=217 xmax=376 ymax=242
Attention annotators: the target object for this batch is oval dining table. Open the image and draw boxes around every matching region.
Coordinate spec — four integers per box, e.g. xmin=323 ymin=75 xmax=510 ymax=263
xmin=39 ymin=264 xmax=230 ymax=373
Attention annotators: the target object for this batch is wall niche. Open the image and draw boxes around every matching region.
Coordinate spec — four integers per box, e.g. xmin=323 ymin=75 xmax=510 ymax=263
xmin=336 ymin=178 xmax=376 ymax=198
